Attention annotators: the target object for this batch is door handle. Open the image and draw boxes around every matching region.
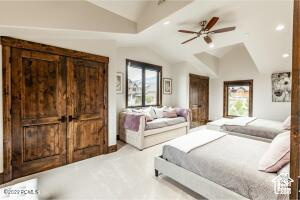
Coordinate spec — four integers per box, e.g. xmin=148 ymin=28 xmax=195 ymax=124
xmin=58 ymin=116 xmax=66 ymax=123
xmin=68 ymin=115 xmax=79 ymax=122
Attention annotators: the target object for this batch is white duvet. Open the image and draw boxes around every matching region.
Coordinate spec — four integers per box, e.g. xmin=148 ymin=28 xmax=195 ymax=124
xmin=224 ymin=116 xmax=257 ymax=126
xmin=164 ymin=129 xmax=227 ymax=153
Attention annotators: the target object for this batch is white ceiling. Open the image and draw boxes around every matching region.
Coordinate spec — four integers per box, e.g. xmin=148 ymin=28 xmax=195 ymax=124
xmin=0 ymin=0 xmax=294 ymax=77
xmin=86 ymin=0 xmax=149 ymax=22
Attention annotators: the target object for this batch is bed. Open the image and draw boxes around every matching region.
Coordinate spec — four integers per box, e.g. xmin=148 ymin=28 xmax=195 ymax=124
xmin=154 ymin=130 xmax=288 ymax=200
xmin=207 ymin=117 xmax=285 ymax=142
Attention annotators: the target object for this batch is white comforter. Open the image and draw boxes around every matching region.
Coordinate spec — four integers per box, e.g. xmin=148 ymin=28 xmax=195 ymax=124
xmin=223 ymin=116 xmax=257 ymax=126
xmin=164 ymin=129 xmax=227 ymax=153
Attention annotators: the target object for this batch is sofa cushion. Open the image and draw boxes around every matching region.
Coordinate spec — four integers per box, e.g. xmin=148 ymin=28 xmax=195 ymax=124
xmin=145 ymin=117 xmax=186 ymax=130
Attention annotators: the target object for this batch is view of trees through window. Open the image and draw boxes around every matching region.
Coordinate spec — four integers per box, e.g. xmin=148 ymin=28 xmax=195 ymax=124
xmin=145 ymin=70 xmax=158 ymax=105
xmin=126 ymin=60 xmax=161 ymax=107
xmin=228 ymin=85 xmax=250 ymax=116
xmin=224 ymin=80 xmax=253 ymax=117
xmin=127 ymin=66 xmax=142 ymax=107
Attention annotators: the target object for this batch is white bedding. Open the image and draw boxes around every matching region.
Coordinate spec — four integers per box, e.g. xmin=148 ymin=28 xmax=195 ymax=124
xmin=223 ymin=116 xmax=257 ymax=126
xmin=208 ymin=117 xmax=257 ymax=128
xmin=164 ymin=129 xmax=227 ymax=153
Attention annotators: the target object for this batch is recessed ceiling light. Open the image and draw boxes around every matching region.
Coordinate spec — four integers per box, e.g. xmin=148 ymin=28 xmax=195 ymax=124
xmin=163 ymin=21 xmax=170 ymax=25
xmin=282 ymin=53 xmax=289 ymax=58
xmin=276 ymin=24 xmax=285 ymax=31
xmin=209 ymin=43 xmax=215 ymax=48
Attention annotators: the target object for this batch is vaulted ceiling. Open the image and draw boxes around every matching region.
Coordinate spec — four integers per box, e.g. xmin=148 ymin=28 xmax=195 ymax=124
xmin=0 ymin=0 xmax=293 ymax=77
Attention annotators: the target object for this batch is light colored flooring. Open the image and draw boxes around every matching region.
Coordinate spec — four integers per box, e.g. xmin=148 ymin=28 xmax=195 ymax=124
xmin=3 ymin=141 xmax=205 ymax=200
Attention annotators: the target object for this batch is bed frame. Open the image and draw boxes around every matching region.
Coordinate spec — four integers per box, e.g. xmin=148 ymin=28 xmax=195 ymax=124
xmin=154 ymin=156 xmax=249 ymax=200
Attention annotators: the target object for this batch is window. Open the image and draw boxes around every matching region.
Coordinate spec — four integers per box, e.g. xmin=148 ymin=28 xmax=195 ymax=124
xmin=223 ymin=80 xmax=253 ymax=117
xmin=126 ymin=59 xmax=162 ymax=107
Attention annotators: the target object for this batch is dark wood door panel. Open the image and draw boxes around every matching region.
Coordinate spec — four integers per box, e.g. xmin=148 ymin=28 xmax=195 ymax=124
xmin=11 ymin=48 xmax=67 ymax=179
xmin=67 ymin=58 xmax=106 ymax=163
xmin=73 ymin=119 xmax=104 ymax=150
xmin=23 ymin=124 xmax=60 ymax=162
xmin=73 ymin=60 xmax=104 ymax=116
xmin=199 ymin=80 xmax=209 ymax=123
xmin=2 ymin=37 xmax=109 ymax=183
xmin=189 ymin=74 xmax=209 ymax=127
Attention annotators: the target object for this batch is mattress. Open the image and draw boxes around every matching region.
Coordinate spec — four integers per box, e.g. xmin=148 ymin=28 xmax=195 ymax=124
xmin=222 ymin=119 xmax=285 ymax=140
xmin=162 ymin=134 xmax=288 ymax=200
xmin=145 ymin=117 xmax=186 ymax=130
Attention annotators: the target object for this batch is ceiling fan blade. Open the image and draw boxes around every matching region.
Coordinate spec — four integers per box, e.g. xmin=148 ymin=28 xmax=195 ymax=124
xmin=204 ymin=36 xmax=212 ymax=44
xmin=204 ymin=17 xmax=219 ymax=31
xmin=178 ymin=30 xmax=199 ymax=34
xmin=210 ymin=27 xmax=236 ymax=33
xmin=181 ymin=36 xmax=198 ymax=44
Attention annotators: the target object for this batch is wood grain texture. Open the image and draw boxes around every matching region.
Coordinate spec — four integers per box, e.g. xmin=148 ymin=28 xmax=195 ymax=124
xmin=223 ymin=80 xmax=253 ymax=118
xmin=290 ymin=0 xmax=300 ymax=199
xmin=67 ymin=58 xmax=107 ymax=163
xmin=11 ymin=48 xmax=67 ymax=179
xmin=189 ymin=74 xmax=209 ymax=127
xmin=0 ymin=36 xmax=109 ymax=63
xmin=2 ymin=46 xmax=12 ymax=182
xmin=0 ymin=173 xmax=3 ymax=184
xmin=2 ymin=38 xmax=109 ymax=182
xmin=108 ymin=145 xmax=117 ymax=153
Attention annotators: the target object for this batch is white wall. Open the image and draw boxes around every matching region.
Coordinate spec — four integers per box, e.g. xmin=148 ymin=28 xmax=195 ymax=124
xmin=209 ymin=45 xmax=291 ymax=121
xmin=172 ymin=62 xmax=209 ymax=108
xmin=0 ymin=1 xmax=136 ymax=34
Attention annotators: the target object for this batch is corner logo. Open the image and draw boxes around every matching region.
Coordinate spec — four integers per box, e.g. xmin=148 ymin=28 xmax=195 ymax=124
xmin=272 ymin=173 xmax=294 ymax=194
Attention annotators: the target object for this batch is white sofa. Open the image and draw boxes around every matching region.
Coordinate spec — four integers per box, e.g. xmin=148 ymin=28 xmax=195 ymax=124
xmin=119 ymin=110 xmax=190 ymax=150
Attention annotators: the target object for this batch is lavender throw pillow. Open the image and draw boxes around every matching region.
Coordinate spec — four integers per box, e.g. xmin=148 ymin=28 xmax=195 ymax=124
xmin=258 ymin=131 xmax=290 ymax=173
xmin=163 ymin=110 xmax=177 ymax=118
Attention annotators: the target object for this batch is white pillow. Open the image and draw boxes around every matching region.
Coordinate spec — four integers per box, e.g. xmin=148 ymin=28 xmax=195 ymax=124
xmin=283 ymin=116 xmax=291 ymax=130
xmin=143 ymin=107 xmax=156 ymax=119
xmin=154 ymin=107 xmax=166 ymax=118
xmin=258 ymin=131 xmax=290 ymax=172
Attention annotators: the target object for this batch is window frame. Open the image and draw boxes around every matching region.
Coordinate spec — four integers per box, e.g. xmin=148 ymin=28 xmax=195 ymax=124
xmin=125 ymin=59 xmax=162 ymax=108
xmin=223 ymin=80 xmax=253 ymax=118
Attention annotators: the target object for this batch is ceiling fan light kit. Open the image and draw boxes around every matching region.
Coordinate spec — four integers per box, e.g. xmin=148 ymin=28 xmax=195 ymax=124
xmin=179 ymin=17 xmax=236 ymax=45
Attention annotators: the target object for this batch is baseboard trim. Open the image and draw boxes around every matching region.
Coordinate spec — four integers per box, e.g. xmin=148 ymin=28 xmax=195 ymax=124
xmin=108 ymin=145 xmax=117 ymax=153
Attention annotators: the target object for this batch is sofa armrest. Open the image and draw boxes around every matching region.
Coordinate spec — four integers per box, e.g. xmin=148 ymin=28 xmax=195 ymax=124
xmin=138 ymin=115 xmax=146 ymax=134
xmin=119 ymin=112 xmax=146 ymax=139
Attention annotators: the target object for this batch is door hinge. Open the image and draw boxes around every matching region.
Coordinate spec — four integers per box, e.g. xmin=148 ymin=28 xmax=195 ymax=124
xmin=9 ymin=57 xmax=12 ymax=64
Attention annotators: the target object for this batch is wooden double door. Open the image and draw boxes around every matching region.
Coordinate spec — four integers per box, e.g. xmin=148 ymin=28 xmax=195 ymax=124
xmin=189 ymin=74 xmax=209 ymax=128
xmin=10 ymin=48 xmax=108 ymax=179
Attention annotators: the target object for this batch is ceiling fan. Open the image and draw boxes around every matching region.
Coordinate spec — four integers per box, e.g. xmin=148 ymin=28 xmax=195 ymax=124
xmin=178 ymin=17 xmax=236 ymax=45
